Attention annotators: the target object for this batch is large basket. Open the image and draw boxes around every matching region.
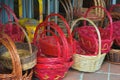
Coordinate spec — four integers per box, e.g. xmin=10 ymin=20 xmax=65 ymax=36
xmin=71 ymin=17 xmax=106 ymax=72
xmin=0 ymin=33 xmax=33 ymax=80
xmin=75 ymin=6 xmax=114 ymax=54
xmin=0 ymin=22 xmax=37 ymax=71
xmin=33 ymin=21 xmax=73 ymax=80
xmin=109 ymin=4 xmax=120 ymax=46
xmin=0 ymin=3 xmax=24 ymax=42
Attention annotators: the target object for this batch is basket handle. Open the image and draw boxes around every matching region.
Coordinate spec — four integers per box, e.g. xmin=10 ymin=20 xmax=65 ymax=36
xmin=3 ymin=21 xmax=32 ymax=54
xmin=39 ymin=30 xmax=61 ymax=57
xmin=0 ymin=33 xmax=22 ymax=79
xmin=34 ymin=21 xmax=69 ymax=60
xmin=44 ymin=13 xmax=73 ymax=44
xmin=84 ymin=6 xmax=113 ymax=40
xmin=71 ymin=17 xmax=101 ymax=56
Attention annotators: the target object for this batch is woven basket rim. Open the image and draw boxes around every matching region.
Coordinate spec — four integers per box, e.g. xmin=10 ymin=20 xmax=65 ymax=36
xmin=0 ymin=42 xmax=38 ymax=60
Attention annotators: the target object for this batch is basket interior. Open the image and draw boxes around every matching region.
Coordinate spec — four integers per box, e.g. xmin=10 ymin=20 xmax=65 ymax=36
xmin=0 ymin=42 xmax=37 ymax=59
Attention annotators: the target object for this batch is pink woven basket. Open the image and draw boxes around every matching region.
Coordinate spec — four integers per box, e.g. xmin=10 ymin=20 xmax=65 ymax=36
xmin=109 ymin=4 xmax=120 ymax=46
xmin=75 ymin=6 xmax=114 ymax=53
xmin=33 ymin=21 xmax=73 ymax=80
xmin=0 ymin=4 xmax=24 ymax=42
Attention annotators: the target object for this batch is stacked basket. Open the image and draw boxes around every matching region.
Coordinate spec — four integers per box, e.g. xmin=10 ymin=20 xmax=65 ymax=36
xmin=33 ymin=14 xmax=74 ymax=80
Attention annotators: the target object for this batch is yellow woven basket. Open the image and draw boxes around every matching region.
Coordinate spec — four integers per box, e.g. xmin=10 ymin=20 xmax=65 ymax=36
xmin=19 ymin=18 xmax=40 ymax=42
xmin=71 ymin=17 xmax=106 ymax=72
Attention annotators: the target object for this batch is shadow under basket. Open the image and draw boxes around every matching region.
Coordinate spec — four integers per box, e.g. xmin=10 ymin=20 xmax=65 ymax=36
xmin=106 ymin=44 xmax=120 ymax=64
xmin=0 ymin=42 xmax=38 ymax=71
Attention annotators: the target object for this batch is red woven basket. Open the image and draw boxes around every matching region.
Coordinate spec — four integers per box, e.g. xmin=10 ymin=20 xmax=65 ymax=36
xmin=75 ymin=6 xmax=114 ymax=53
xmin=44 ymin=13 xmax=76 ymax=58
xmin=38 ymin=29 xmax=61 ymax=57
xmin=33 ymin=21 xmax=73 ymax=80
xmin=109 ymin=4 xmax=120 ymax=46
xmin=0 ymin=4 xmax=24 ymax=42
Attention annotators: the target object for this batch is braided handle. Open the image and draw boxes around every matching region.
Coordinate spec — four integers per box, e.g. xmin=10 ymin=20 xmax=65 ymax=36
xmin=0 ymin=33 xmax=22 ymax=79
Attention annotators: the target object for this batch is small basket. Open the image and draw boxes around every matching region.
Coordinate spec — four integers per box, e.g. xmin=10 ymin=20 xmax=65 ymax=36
xmin=33 ymin=21 xmax=73 ymax=80
xmin=106 ymin=44 xmax=120 ymax=64
xmin=0 ymin=3 xmax=25 ymax=42
xmin=0 ymin=22 xmax=37 ymax=71
xmin=71 ymin=17 xmax=106 ymax=72
xmin=0 ymin=33 xmax=33 ymax=80
xmin=76 ymin=6 xmax=114 ymax=53
xmin=109 ymin=4 xmax=120 ymax=46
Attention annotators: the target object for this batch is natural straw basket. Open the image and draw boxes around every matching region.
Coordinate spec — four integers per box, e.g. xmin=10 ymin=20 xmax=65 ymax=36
xmin=0 ymin=33 xmax=33 ymax=80
xmin=71 ymin=17 xmax=106 ymax=72
xmin=0 ymin=22 xmax=37 ymax=71
xmin=59 ymin=0 xmax=105 ymax=26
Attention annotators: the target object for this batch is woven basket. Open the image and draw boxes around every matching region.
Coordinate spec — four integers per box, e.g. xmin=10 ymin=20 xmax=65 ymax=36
xmin=59 ymin=0 xmax=105 ymax=26
xmin=71 ymin=17 xmax=106 ymax=72
xmin=77 ymin=6 xmax=114 ymax=53
xmin=0 ymin=3 xmax=25 ymax=42
xmin=0 ymin=22 xmax=37 ymax=71
xmin=0 ymin=33 xmax=33 ymax=80
xmin=109 ymin=4 xmax=120 ymax=46
xmin=44 ymin=13 xmax=75 ymax=58
xmin=19 ymin=18 xmax=40 ymax=43
xmin=33 ymin=21 xmax=73 ymax=80
xmin=106 ymin=44 xmax=120 ymax=64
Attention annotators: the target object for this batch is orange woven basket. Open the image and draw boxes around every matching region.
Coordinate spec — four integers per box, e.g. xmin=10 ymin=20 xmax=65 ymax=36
xmin=0 ymin=33 xmax=33 ymax=80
